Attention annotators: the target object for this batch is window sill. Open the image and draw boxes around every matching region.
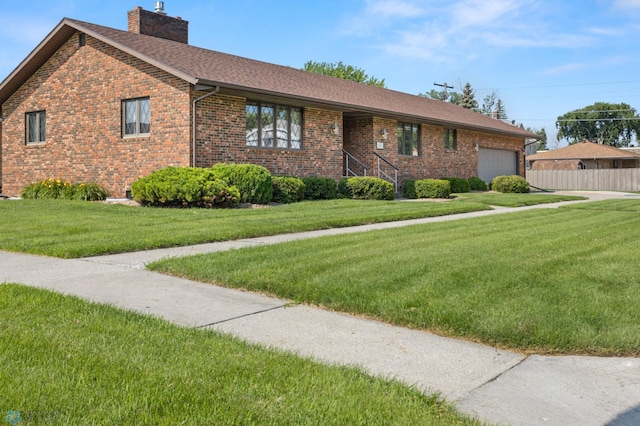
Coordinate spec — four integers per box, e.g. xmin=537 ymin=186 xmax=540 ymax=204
xmin=245 ymin=145 xmax=303 ymax=151
xmin=122 ymin=134 xmax=151 ymax=140
xmin=25 ymin=142 xmax=46 ymax=148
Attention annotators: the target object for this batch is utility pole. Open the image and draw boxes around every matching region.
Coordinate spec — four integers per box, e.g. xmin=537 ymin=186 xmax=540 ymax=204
xmin=433 ymin=82 xmax=453 ymax=101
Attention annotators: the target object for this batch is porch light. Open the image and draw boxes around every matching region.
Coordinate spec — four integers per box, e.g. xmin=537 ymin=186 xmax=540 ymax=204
xmin=474 ymin=143 xmax=479 ymax=151
xmin=380 ymin=129 xmax=388 ymax=140
xmin=331 ymin=122 xmax=339 ymax=135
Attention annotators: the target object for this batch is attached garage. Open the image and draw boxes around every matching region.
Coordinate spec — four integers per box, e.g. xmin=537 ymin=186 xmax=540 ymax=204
xmin=478 ymin=148 xmax=518 ymax=184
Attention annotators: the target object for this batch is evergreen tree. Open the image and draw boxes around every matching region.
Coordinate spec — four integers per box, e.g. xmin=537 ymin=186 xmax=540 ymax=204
xmin=459 ymin=82 xmax=479 ymax=111
xmin=495 ymin=99 xmax=507 ymax=120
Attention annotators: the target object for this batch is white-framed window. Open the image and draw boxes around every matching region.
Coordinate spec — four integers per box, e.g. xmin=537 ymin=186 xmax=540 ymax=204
xmin=246 ymin=101 xmax=302 ymax=149
xmin=26 ymin=111 xmax=46 ymax=144
xmin=398 ymin=122 xmax=419 ymax=156
xmin=123 ymin=97 xmax=150 ymax=137
xmin=444 ymin=129 xmax=457 ymax=150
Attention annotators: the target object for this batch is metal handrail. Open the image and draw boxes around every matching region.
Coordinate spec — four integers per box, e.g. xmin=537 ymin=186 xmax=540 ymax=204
xmin=373 ymin=152 xmax=398 ymax=192
xmin=373 ymin=152 xmax=399 ymax=170
xmin=343 ymin=149 xmax=367 ymax=177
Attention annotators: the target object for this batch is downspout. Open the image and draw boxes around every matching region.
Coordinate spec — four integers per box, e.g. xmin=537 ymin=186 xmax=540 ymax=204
xmin=191 ymin=86 xmax=220 ymax=167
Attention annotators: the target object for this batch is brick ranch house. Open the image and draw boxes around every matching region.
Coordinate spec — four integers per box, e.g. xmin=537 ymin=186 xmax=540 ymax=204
xmin=0 ymin=5 xmax=539 ymax=198
xmin=526 ymin=141 xmax=640 ymax=170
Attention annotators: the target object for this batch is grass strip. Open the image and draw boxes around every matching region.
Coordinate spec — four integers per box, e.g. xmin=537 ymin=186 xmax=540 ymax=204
xmin=150 ymin=202 xmax=640 ymax=356
xmin=0 ymin=193 xmax=579 ymax=258
xmin=453 ymin=192 xmax=585 ymax=207
xmin=0 ymin=284 xmax=478 ymax=425
xmin=560 ymin=198 xmax=640 ymax=212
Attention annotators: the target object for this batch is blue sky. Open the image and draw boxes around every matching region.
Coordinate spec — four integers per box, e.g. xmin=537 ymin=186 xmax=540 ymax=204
xmin=2 ymin=0 xmax=640 ymax=148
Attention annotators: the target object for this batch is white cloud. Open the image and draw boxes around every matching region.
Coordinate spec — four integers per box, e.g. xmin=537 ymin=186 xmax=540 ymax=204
xmin=451 ymin=0 xmax=521 ymax=28
xmin=539 ymin=55 xmax=635 ymax=76
xmin=340 ymin=0 xmax=638 ymax=67
xmin=366 ymin=0 xmax=426 ymax=18
xmin=539 ymin=62 xmax=588 ymax=76
xmin=612 ymin=0 xmax=640 ymax=9
xmin=587 ymin=26 xmax=624 ymax=36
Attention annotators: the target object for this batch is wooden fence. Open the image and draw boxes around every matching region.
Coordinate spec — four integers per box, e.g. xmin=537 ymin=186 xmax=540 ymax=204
xmin=526 ymin=169 xmax=640 ymax=192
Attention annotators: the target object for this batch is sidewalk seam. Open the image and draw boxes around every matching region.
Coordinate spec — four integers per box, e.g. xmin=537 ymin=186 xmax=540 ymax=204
xmin=455 ymin=355 xmax=529 ymax=401
xmin=195 ymin=304 xmax=287 ymax=328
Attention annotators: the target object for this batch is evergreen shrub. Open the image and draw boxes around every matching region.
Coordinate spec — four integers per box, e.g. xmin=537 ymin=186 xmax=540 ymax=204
xmin=468 ymin=176 xmax=488 ymax=191
xmin=272 ymin=176 xmax=305 ymax=204
xmin=301 ymin=177 xmax=337 ymax=200
xmin=441 ymin=177 xmax=471 ymax=193
xmin=402 ymin=180 xmax=417 ymax=199
xmin=131 ymin=167 xmax=239 ymax=208
xmin=211 ymin=163 xmax=272 ymax=204
xmin=490 ymin=175 xmax=530 ymax=193
xmin=337 ymin=177 xmax=395 ymax=200
xmin=414 ymin=179 xmax=451 ymax=199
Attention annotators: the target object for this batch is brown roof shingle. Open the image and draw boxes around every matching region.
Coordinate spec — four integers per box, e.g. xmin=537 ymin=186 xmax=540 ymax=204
xmin=527 ymin=141 xmax=640 ymax=160
xmin=1 ymin=17 xmax=538 ymax=139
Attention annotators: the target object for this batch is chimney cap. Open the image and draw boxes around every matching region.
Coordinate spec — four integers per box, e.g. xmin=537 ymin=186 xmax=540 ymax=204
xmin=154 ymin=1 xmax=165 ymax=13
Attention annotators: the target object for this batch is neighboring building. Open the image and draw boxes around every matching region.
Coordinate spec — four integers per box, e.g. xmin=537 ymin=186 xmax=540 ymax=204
xmin=621 ymin=147 xmax=640 ymax=155
xmin=526 ymin=141 xmax=640 ymax=171
xmin=0 ymin=5 xmax=538 ymax=198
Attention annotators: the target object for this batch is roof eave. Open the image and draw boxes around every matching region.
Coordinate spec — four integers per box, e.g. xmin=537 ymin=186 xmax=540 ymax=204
xmin=0 ymin=19 xmax=74 ymax=105
xmin=199 ymin=79 xmax=539 ymax=140
xmin=68 ymin=20 xmax=198 ymax=85
xmin=529 ymin=155 xmax=640 ymax=161
xmin=0 ymin=18 xmax=198 ymax=106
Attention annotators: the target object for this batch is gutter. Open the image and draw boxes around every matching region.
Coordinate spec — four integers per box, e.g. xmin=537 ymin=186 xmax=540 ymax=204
xmin=191 ymin=85 xmax=220 ymax=167
xmin=196 ymin=80 xmax=539 ymax=140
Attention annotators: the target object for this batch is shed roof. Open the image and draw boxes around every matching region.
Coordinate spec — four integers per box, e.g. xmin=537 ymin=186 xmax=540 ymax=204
xmin=0 ymin=17 xmax=538 ymax=139
xmin=527 ymin=141 xmax=640 ymax=161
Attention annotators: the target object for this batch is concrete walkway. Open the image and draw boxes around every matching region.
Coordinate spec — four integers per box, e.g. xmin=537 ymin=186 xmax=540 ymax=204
xmin=2 ymin=191 xmax=639 ymax=425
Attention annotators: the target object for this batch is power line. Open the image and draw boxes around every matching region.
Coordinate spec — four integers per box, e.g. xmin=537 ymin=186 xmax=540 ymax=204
xmin=477 ymin=80 xmax=640 ymax=91
xmin=556 ymin=117 xmax=640 ymax=122
xmin=515 ymin=117 xmax=640 ymax=122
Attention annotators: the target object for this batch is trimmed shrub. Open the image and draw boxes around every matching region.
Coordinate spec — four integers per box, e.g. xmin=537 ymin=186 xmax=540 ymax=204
xmin=272 ymin=176 xmax=305 ymax=204
xmin=301 ymin=177 xmax=337 ymax=200
xmin=402 ymin=180 xmax=418 ymax=199
xmin=21 ymin=178 xmax=109 ymax=201
xmin=131 ymin=167 xmax=240 ymax=208
xmin=441 ymin=177 xmax=471 ymax=193
xmin=337 ymin=177 xmax=395 ymax=200
xmin=415 ymin=179 xmax=451 ymax=199
xmin=491 ymin=175 xmax=530 ymax=193
xmin=211 ymin=163 xmax=272 ymax=204
xmin=468 ymin=176 xmax=488 ymax=191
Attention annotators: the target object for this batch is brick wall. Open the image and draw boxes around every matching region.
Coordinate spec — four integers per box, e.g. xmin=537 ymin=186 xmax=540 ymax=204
xmin=0 ymin=32 xmax=191 ymax=197
xmin=343 ymin=117 xmax=524 ymax=187
xmin=194 ymin=94 xmax=343 ymax=179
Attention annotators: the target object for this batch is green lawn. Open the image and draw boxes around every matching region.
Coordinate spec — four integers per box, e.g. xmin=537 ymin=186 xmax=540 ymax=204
xmin=453 ymin=191 xmax=586 ymax=207
xmin=150 ymin=200 xmax=640 ymax=356
xmin=0 ymin=193 xmax=581 ymax=258
xmin=0 ymin=284 xmax=479 ymax=425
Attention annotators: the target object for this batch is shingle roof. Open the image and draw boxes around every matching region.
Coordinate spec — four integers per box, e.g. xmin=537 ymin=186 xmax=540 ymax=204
xmin=527 ymin=141 xmax=640 ymax=160
xmin=1 ymin=17 xmax=538 ymax=139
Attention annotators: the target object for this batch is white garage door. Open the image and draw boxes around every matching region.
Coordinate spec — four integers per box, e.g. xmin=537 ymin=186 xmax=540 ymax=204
xmin=478 ymin=149 xmax=517 ymax=184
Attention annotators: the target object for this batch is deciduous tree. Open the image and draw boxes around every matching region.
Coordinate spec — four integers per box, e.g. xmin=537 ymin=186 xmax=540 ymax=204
xmin=556 ymin=102 xmax=639 ymax=147
xmin=303 ymin=61 xmax=386 ymax=87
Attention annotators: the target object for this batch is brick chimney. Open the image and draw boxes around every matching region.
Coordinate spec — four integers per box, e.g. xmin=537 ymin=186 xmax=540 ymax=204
xmin=127 ymin=5 xmax=188 ymax=44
